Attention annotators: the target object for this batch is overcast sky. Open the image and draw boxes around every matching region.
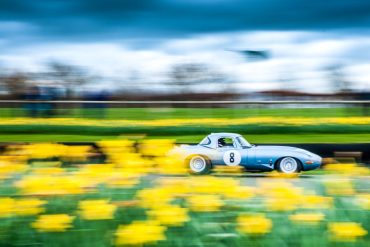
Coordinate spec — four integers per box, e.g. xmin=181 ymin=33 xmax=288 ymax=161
xmin=1 ymin=0 xmax=370 ymax=92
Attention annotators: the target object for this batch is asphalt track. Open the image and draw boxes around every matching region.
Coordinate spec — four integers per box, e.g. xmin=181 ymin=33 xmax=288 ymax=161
xmin=0 ymin=142 xmax=369 ymax=164
xmin=154 ymin=173 xmax=370 ymax=190
xmin=223 ymin=173 xmax=369 ymax=190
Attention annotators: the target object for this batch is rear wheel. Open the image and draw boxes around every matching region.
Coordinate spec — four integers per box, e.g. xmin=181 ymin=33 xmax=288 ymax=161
xmin=188 ymin=155 xmax=211 ymax=175
xmin=277 ymin=157 xmax=301 ymax=174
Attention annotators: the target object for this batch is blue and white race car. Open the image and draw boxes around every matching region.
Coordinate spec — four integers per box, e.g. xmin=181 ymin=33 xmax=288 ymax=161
xmin=172 ymin=132 xmax=322 ymax=174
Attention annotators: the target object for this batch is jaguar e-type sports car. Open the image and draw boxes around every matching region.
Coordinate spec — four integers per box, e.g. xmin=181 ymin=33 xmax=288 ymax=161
xmin=171 ymin=133 xmax=322 ymax=174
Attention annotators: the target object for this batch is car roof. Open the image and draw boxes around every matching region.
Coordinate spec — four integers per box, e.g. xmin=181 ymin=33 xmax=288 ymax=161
xmin=208 ymin=132 xmax=242 ymax=138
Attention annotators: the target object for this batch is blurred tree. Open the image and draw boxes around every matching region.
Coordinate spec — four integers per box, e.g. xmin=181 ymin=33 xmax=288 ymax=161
xmin=0 ymin=72 xmax=28 ymax=97
xmin=46 ymin=61 xmax=89 ymax=97
xmin=169 ymin=63 xmax=228 ymax=92
xmin=278 ymin=64 xmax=299 ymax=92
xmin=326 ymin=64 xmax=352 ymax=93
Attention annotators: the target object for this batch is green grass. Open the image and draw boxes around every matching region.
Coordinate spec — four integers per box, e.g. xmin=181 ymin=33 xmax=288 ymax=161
xmin=1 ymin=107 xmax=368 ymax=119
xmin=1 ymin=133 xmax=369 ymax=143
xmin=1 ymin=123 xmax=369 ymax=137
xmin=0 ymin=107 xmax=369 ymax=143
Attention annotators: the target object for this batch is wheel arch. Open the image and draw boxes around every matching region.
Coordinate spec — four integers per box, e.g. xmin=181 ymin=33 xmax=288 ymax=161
xmin=274 ymin=156 xmax=303 ymax=171
xmin=186 ymin=154 xmax=213 ymax=175
xmin=185 ymin=154 xmax=213 ymax=167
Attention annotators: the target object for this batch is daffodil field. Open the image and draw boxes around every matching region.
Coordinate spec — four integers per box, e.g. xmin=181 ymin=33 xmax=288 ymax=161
xmin=0 ymin=139 xmax=369 ymax=246
xmin=0 ymin=107 xmax=370 ymax=142
xmin=0 ymin=116 xmax=370 ymax=143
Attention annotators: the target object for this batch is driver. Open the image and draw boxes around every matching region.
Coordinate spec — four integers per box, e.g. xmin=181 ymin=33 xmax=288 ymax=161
xmin=218 ymin=138 xmax=226 ymax=147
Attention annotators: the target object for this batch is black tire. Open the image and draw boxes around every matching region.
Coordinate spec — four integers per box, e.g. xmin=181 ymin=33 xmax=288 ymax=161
xmin=187 ymin=155 xmax=212 ymax=175
xmin=276 ymin=157 xmax=301 ymax=174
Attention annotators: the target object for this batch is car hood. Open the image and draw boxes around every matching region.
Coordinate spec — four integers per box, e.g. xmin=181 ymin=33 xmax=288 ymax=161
xmin=253 ymin=145 xmax=311 ymax=154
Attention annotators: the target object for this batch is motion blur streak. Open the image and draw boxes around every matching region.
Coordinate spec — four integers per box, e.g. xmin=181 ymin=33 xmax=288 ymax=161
xmin=0 ymin=0 xmax=369 ymax=246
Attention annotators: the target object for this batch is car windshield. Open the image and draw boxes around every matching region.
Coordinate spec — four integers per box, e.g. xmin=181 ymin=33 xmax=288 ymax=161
xmin=199 ymin=137 xmax=211 ymax=145
xmin=236 ymin=136 xmax=252 ymax=148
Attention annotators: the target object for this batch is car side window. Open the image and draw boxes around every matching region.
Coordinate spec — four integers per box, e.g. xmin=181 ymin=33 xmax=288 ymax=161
xmin=217 ymin=138 xmax=235 ymax=148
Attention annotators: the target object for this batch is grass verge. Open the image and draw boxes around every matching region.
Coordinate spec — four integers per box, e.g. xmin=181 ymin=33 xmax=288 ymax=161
xmin=0 ymin=133 xmax=369 ymax=143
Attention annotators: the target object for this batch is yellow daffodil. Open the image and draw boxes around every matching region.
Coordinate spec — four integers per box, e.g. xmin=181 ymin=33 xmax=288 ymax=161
xmin=260 ymin=182 xmax=303 ymax=211
xmin=147 ymin=205 xmax=189 ymax=226
xmin=265 ymin=197 xmax=300 ymax=211
xmin=328 ymin=222 xmax=367 ymax=241
xmin=2 ymin=116 xmax=370 ymax=129
xmin=31 ymin=167 xmax=65 ymax=176
xmin=187 ymin=194 xmax=223 ymax=212
xmin=115 ymin=221 xmax=166 ymax=245
xmin=299 ymin=195 xmax=333 ymax=209
xmin=14 ymin=198 xmax=46 ymax=216
xmin=78 ymin=199 xmax=117 ymax=220
xmin=137 ymin=188 xmax=174 ymax=209
xmin=237 ymin=214 xmax=272 ymax=235
xmin=16 ymin=175 xmax=85 ymax=195
xmin=222 ymin=186 xmax=254 ymax=200
xmin=23 ymin=143 xmax=66 ymax=159
xmin=62 ymin=145 xmax=92 ymax=161
xmin=154 ymin=155 xmax=188 ymax=175
xmin=0 ymin=159 xmax=28 ymax=179
xmin=105 ymin=174 xmax=140 ymax=188
xmin=139 ymin=139 xmax=175 ymax=157
xmin=189 ymin=177 xmax=237 ymax=195
xmin=289 ymin=213 xmax=325 ymax=225
xmin=0 ymin=197 xmax=15 ymax=217
xmin=32 ymin=214 xmax=74 ymax=232
xmin=98 ymin=139 xmax=135 ymax=155
xmin=76 ymin=164 xmax=115 ymax=185
xmin=156 ymin=178 xmax=190 ymax=195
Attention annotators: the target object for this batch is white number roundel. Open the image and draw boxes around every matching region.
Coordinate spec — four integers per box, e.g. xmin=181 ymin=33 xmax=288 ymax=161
xmin=223 ymin=150 xmax=241 ymax=166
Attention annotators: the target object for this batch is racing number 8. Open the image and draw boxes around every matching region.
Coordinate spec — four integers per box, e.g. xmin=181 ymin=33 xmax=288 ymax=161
xmin=223 ymin=150 xmax=240 ymax=166
xmin=229 ymin=152 xmax=234 ymax=163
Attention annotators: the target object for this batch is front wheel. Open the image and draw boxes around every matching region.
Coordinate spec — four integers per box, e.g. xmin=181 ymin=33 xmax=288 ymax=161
xmin=188 ymin=155 xmax=211 ymax=175
xmin=277 ymin=157 xmax=301 ymax=174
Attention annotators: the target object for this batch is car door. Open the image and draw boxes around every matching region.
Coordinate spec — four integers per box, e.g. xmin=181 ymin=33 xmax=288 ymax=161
xmin=216 ymin=137 xmax=247 ymax=166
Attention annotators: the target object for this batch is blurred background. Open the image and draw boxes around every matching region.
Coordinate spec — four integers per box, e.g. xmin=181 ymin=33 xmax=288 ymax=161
xmin=0 ymin=0 xmax=369 ymax=144
xmin=0 ymin=1 xmax=369 ymax=247
xmin=0 ymin=0 xmax=370 ymax=103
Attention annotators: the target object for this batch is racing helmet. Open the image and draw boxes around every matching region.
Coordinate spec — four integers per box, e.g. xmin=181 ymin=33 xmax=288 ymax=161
xmin=218 ymin=138 xmax=226 ymax=147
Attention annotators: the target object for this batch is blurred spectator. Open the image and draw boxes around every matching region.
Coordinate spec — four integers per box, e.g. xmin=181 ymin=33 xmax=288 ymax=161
xmin=23 ymin=86 xmax=40 ymax=117
xmin=39 ymin=86 xmax=60 ymax=117
xmin=22 ymin=85 xmax=61 ymax=117
xmin=83 ymin=90 xmax=110 ymax=118
xmin=358 ymin=91 xmax=370 ymax=116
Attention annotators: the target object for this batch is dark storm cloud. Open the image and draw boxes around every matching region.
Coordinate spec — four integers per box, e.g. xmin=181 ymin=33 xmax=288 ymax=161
xmin=1 ymin=0 xmax=370 ymax=42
